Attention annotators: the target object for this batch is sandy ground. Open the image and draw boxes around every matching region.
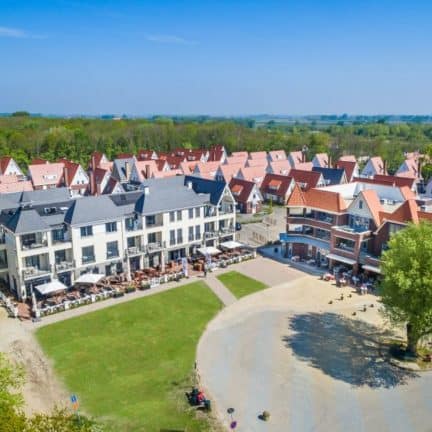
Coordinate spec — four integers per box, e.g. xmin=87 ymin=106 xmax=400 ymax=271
xmin=0 ymin=307 xmax=68 ymax=415
xmin=197 ymin=275 xmax=432 ymax=432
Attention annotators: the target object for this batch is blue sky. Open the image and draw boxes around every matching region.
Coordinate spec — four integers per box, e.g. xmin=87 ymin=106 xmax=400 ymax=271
xmin=1 ymin=0 xmax=431 ymax=115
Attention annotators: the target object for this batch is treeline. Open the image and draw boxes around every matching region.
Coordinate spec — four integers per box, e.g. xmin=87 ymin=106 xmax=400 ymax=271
xmin=1 ymin=116 xmax=432 ymax=175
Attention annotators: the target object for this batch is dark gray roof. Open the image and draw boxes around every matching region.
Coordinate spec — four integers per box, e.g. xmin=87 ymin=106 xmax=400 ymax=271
xmin=112 ymin=158 xmax=135 ymax=183
xmin=184 ymin=175 xmax=226 ymax=205
xmin=312 ymin=167 xmax=347 ymax=186
xmin=134 ymin=176 xmax=209 ymax=215
xmin=4 ymin=208 xmax=50 ymax=234
xmin=64 ymin=195 xmax=125 ymax=225
xmin=0 ymin=188 xmax=71 ymax=212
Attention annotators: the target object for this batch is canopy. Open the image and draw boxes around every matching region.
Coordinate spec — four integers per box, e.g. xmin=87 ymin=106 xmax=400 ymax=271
xmin=75 ymin=273 xmax=105 ymax=285
xmin=362 ymin=264 xmax=382 ymax=274
xmin=326 ymin=253 xmax=356 ymax=266
xmin=35 ymin=280 xmax=67 ymax=296
xmin=198 ymin=247 xmax=221 ymax=256
xmin=220 ymin=240 xmax=243 ymax=250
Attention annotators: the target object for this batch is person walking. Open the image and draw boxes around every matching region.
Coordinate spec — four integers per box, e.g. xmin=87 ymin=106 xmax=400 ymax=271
xmin=203 ymin=263 xmax=207 ymax=278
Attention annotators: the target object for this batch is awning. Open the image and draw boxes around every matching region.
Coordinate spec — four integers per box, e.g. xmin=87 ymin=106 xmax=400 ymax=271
xmin=35 ymin=280 xmax=67 ymax=296
xmin=220 ymin=241 xmax=243 ymax=250
xmin=75 ymin=273 xmax=106 ymax=285
xmin=198 ymin=247 xmax=221 ymax=256
xmin=279 ymin=233 xmax=329 ymax=251
xmin=326 ymin=253 xmax=357 ymax=266
xmin=362 ymin=264 xmax=382 ymax=274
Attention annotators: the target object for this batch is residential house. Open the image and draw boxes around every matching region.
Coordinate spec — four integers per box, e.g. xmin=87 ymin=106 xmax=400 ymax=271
xmin=267 ymin=159 xmax=291 ymax=176
xmin=229 ymin=178 xmax=263 ymax=214
xmin=336 ymin=159 xmax=359 ymax=182
xmin=192 ymin=161 xmax=221 ymax=180
xmin=28 ymin=162 xmax=65 ymax=190
xmin=289 ymin=169 xmax=325 ymax=191
xmin=215 ymin=164 xmax=243 ymax=183
xmin=260 ymin=173 xmax=295 ymax=205
xmin=248 ymin=151 xmax=267 ymax=160
xmin=360 ymin=156 xmax=387 ymax=178
xmin=59 ymin=159 xmax=90 ymax=197
xmin=0 ymin=157 xmax=25 ymax=178
xmin=312 ymin=153 xmax=330 ymax=168
xmin=267 ymin=150 xmax=287 ymax=162
xmin=312 ymin=167 xmax=348 ymax=186
xmin=237 ymin=166 xmax=266 ymax=186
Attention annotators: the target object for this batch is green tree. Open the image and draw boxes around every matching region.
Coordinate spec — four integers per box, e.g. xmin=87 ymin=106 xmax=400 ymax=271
xmin=380 ymin=222 xmax=432 ymax=356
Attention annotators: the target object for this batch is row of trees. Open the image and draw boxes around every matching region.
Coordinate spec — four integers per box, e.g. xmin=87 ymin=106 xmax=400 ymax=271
xmin=1 ymin=116 xmax=432 ymax=175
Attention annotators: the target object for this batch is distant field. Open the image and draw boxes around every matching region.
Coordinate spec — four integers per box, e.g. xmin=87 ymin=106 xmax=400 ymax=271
xmin=217 ymin=271 xmax=268 ymax=298
xmin=36 ymin=282 xmax=223 ymax=432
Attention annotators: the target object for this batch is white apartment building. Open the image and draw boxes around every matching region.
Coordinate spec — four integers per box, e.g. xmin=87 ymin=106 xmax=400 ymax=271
xmin=0 ymin=176 xmax=236 ymax=301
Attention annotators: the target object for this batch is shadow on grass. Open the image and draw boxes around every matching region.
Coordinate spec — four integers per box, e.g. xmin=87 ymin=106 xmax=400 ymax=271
xmin=282 ymin=312 xmax=418 ymax=388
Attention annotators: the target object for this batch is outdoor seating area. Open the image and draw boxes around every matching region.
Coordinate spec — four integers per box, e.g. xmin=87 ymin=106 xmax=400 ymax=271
xmin=321 ymin=266 xmax=378 ymax=294
xmin=26 ymin=246 xmax=257 ymax=319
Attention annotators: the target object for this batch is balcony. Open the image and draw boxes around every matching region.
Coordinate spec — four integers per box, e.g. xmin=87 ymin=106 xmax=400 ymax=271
xmin=146 ymin=241 xmax=166 ymax=253
xmin=21 ymin=234 xmax=48 ymax=251
xmin=22 ymin=266 xmax=51 ymax=280
xmin=204 ymin=207 xmax=217 ymax=218
xmin=55 ymin=261 xmax=74 ymax=273
xmin=125 ymin=219 xmax=143 ymax=232
xmin=334 ymin=225 xmax=369 ymax=235
xmin=204 ymin=231 xmax=219 ymax=239
xmin=219 ymin=226 xmax=235 ymax=236
xmin=126 ymin=245 xmax=145 ymax=256
xmin=82 ymin=255 xmax=95 ymax=265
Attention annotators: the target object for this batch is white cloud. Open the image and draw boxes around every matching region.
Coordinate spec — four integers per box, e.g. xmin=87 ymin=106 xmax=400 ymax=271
xmin=146 ymin=34 xmax=196 ymax=45
xmin=0 ymin=26 xmax=46 ymax=39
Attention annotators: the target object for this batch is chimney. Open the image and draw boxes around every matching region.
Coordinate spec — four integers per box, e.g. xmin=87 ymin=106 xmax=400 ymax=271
xmin=383 ymin=160 xmax=387 ymax=175
xmin=64 ymin=166 xmax=69 ymax=187
xmin=89 ymin=171 xmax=95 ymax=195
xmin=145 ymin=164 xmax=150 ymax=179
xmin=125 ymin=161 xmax=131 ymax=179
xmin=143 ymin=186 xmax=150 ymax=195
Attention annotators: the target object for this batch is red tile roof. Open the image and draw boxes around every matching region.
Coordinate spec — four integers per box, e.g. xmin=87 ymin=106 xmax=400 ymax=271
xmin=336 ymin=160 xmax=357 ymax=181
xmin=286 ymin=183 xmax=307 ymax=206
xmin=373 ymin=174 xmax=416 ymax=189
xmin=260 ymin=173 xmax=293 ymax=200
xmin=289 ymin=169 xmax=323 ymax=190
xmin=229 ymin=178 xmax=257 ymax=203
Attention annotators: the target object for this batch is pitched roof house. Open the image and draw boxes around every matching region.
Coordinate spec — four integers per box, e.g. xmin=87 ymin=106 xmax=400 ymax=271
xmin=237 ymin=166 xmax=266 ymax=186
xmin=312 ymin=167 xmax=348 ymax=186
xmin=0 ymin=157 xmax=24 ymax=178
xmin=395 ymin=158 xmax=422 ymax=181
xmin=312 ymin=153 xmax=330 ymax=168
xmin=28 ymin=162 xmax=65 ymax=190
xmin=59 ymin=159 xmax=89 ymax=196
xmin=215 ymin=164 xmax=243 ymax=183
xmin=267 ymin=150 xmax=287 ymax=162
xmin=360 ymin=156 xmax=387 ymax=178
xmin=289 ymin=169 xmax=325 ymax=190
xmin=335 ymin=159 xmax=359 ymax=182
xmin=267 ymin=160 xmax=291 ymax=176
xmin=229 ymin=178 xmax=263 ymax=214
xmin=249 ymin=151 xmax=267 ymax=160
xmin=260 ymin=173 xmax=295 ymax=204
xmin=192 ymin=161 xmax=221 ymax=180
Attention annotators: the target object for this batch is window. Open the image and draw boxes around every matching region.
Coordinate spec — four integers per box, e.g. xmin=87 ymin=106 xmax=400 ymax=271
xmin=176 ymin=210 xmax=182 ymax=221
xmin=195 ymin=225 xmax=201 ymax=240
xmin=146 ymin=215 xmax=156 ymax=226
xmin=188 ymin=226 xmax=194 ymax=241
xmin=170 ymin=229 xmax=176 ymax=246
xmin=52 ymin=228 xmax=65 ymax=243
xmin=195 ymin=207 xmax=200 ymax=218
xmin=106 ymin=241 xmax=119 ymax=258
xmin=188 ymin=208 xmax=194 ymax=219
xmin=148 ymin=232 xmax=157 ymax=244
xmin=169 ymin=211 xmax=175 ymax=222
xmin=80 ymin=226 xmax=93 ymax=237
xmin=105 ymin=222 xmax=117 ymax=233
xmin=359 ymin=200 xmax=363 ymax=210
xmin=25 ymin=255 xmax=40 ymax=268
xmin=82 ymin=246 xmax=95 ymax=263
xmin=177 ymin=228 xmax=183 ymax=244
xmin=54 ymin=249 xmax=66 ymax=264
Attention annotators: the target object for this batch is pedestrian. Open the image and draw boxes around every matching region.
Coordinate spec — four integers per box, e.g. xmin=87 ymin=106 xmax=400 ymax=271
xmin=203 ymin=263 xmax=207 ymax=278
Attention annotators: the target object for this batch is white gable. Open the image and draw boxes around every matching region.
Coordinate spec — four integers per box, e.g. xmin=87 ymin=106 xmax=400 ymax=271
xmin=71 ymin=166 xmax=89 ymax=186
xmin=4 ymin=159 xmax=23 ymax=176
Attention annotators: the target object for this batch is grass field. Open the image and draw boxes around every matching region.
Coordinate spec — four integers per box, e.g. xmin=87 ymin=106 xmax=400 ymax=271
xmin=217 ymin=271 xmax=268 ymax=299
xmin=36 ymin=282 xmax=223 ymax=432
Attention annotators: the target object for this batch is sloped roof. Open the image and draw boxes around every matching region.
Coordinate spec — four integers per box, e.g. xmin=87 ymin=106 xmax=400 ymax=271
xmin=225 ymin=155 xmax=247 ymax=166
xmin=132 ymin=160 xmax=159 ymax=182
xmin=338 ymin=155 xmax=357 ymax=163
xmin=28 ymin=162 xmax=64 ymax=187
xmin=303 ymin=188 xmax=348 ymax=213
xmin=246 ymin=158 xmax=268 ymax=168
xmin=0 ymin=181 xmax=33 ymax=194
xmin=286 ymin=183 xmax=307 ymax=206
xmin=359 ymin=189 xmax=382 ymax=226
xmin=380 ymin=199 xmax=419 ymax=225
xmin=373 ymin=174 xmax=416 ymax=189
xmin=312 ymin=167 xmax=347 ymax=185
xmin=0 ymin=157 xmax=12 ymax=174
xmin=260 ymin=173 xmax=293 ymax=199
xmin=336 ymin=160 xmax=357 ymax=181
xmin=249 ymin=151 xmax=267 ymax=160
xmin=112 ymin=157 xmax=135 ymax=182
xmin=313 ymin=153 xmax=329 ymax=168
xmin=5 ymin=208 xmax=49 ymax=234
xmin=268 ymin=150 xmax=287 ymax=161
xmin=289 ymin=169 xmax=322 ymax=190
xmin=239 ymin=166 xmax=266 ymax=184
xmin=218 ymin=164 xmax=242 ymax=182
xmin=288 ymin=151 xmax=304 ymax=167
xmin=229 ymin=178 xmax=257 ymax=203
xmin=184 ymin=175 xmax=226 ymax=206
xmin=269 ymin=160 xmax=291 ymax=175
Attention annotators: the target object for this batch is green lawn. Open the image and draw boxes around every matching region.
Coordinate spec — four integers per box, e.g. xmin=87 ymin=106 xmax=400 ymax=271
xmin=217 ymin=271 xmax=268 ymax=299
xmin=36 ymin=282 xmax=222 ymax=432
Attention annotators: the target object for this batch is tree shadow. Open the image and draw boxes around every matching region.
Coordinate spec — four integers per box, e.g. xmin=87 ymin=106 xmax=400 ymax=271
xmin=282 ymin=312 xmax=418 ymax=388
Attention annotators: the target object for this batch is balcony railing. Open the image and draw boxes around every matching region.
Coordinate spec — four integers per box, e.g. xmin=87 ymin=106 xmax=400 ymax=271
xmin=22 ymin=266 xmax=51 ymax=280
xmin=21 ymin=239 xmax=48 ymax=251
xmin=219 ymin=227 xmax=235 ymax=236
xmin=106 ymin=250 xmax=120 ymax=259
xmin=334 ymin=225 xmax=369 ymax=234
xmin=52 ymin=234 xmax=71 ymax=244
xmin=146 ymin=241 xmax=166 ymax=253
xmin=126 ymin=245 xmax=145 ymax=256
xmin=204 ymin=231 xmax=218 ymax=239
xmin=82 ymin=255 xmax=95 ymax=264
xmin=55 ymin=261 xmax=74 ymax=272
xmin=125 ymin=220 xmax=143 ymax=232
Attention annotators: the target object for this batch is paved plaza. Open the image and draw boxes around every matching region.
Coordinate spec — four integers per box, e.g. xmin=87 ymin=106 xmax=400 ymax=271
xmin=197 ymin=263 xmax=432 ymax=432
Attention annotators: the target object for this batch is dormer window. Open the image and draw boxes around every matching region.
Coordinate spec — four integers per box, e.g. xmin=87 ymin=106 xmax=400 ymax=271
xmin=359 ymin=200 xmax=363 ymax=209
